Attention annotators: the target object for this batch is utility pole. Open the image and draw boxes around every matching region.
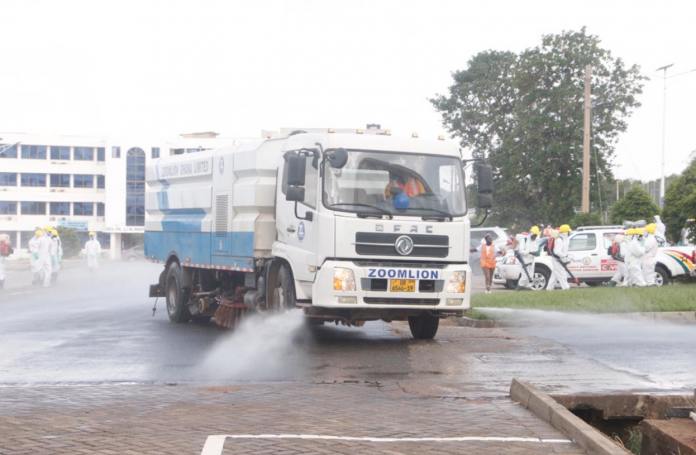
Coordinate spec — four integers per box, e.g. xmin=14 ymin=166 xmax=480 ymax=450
xmin=657 ymin=63 xmax=674 ymax=208
xmin=616 ymin=180 xmax=619 ymax=202
xmin=581 ymin=64 xmax=592 ymax=213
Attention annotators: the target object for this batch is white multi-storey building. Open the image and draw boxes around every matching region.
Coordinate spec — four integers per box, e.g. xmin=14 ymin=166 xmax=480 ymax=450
xmin=0 ymin=132 xmax=247 ymax=259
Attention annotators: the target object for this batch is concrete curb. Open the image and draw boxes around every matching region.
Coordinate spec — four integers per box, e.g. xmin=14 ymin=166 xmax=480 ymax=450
xmin=457 ymin=311 xmax=696 ymax=328
xmin=510 ymin=379 xmax=629 ymax=455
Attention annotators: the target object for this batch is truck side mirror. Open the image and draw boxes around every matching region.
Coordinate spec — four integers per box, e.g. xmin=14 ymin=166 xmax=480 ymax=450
xmin=286 ymin=186 xmax=305 ymax=202
xmin=326 ymin=148 xmax=348 ymax=169
xmin=476 ymin=165 xmax=494 ymax=209
xmin=287 ymin=154 xmax=306 ymax=186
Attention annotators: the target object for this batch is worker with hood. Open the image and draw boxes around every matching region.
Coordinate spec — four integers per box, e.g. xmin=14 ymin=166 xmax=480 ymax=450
xmin=85 ymin=232 xmax=102 ymax=271
xmin=516 ymin=226 xmax=541 ymax=290
xmin=28 ymin=229 xmax=44 ymax=285
xmin=51 ymin=229 xmax=63 ymax=284
xmin=608 ymin=232 xmax=628 ymax=287
xmin=642 ymin=223 xmax=659 ymax=285
xmin=654 ymin=215 xmax=666 ymax=245
xmin=546 ymin=224 xmax=572 ymax=291
xmin=627 ymin=228 xmax=646 ymax=287
xmin=37 ymin=228 xmax=54 ymax=288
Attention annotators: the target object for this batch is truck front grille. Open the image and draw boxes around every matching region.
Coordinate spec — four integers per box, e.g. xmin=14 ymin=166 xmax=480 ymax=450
xmin=355 ymin=233 xmax=449 ymax=258
xmin=363 ymin=297 xmax=440 ymax=305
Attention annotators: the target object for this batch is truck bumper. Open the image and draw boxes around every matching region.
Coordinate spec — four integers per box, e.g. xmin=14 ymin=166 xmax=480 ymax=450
xmin=311 ymin=260 xmax=471 ymax=311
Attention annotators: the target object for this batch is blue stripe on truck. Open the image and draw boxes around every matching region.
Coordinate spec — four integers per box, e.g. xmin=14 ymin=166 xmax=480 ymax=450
xmin=160 ymin=208 xmax=207 ymax=232
xmin=145 ymin=231 xmax=256 ymax=269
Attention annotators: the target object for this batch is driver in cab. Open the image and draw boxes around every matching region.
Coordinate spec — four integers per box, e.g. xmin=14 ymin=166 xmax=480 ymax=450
xmin=385 ymin=173 xmax=425 ymax=197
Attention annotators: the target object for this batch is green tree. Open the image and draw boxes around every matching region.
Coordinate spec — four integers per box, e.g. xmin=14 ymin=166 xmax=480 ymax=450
xmin=570 ymin=212 xmax=603 ymax=228
xmin=662 ymin=160 xmax=696 ymax=242
xmin=56 ymin=227 xmax=80 ymax=258
xmin=431 ymin=28 xmax=645 ymax=228
xmin=610 ymin=186 xmax=659 ymax=225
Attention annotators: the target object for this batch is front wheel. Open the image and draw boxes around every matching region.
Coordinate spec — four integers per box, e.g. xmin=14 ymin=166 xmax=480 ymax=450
xmin=531 ymin=267 xmax=550 ymax=291
xmin=654 ymin=266 xmax=669 ymax=287
xmin=270 ymin=264 xmax=297 ymax=311
xmin=408 ymin=312 xmax=439 ymax=339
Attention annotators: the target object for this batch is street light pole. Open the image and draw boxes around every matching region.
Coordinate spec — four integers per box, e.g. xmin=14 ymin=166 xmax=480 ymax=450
xmin=656 ymin=63 xmax=674 ymax=208
xmin=582 ymin=64 xmax=592 ymax=213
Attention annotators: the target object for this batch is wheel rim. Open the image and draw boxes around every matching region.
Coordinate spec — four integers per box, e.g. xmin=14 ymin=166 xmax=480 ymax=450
xmin=654 ymin=272 xmax=663 ymax=286
xmin=531 ymin=272 xmax=546 ymax=291
xmin=167 ymin=278 xmax=178 ymax=313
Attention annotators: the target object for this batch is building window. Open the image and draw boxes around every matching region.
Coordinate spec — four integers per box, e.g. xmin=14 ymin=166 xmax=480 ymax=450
xmin=21 ymin=201 xmax=46 ymax=215
xmin=0 ymin=143 xmax=18 ymax=159
xmin=0 ymin=172 xmax=17 ymax=186
xmin=97 ymin=175 xmax=105 ymax=189
xmin=97 ymin=147 xmax=105 ymax=162
xmin=74 ymin=147 xmax=94 ymax=161
xmin=20 ymin=231 xmax=35 ymax=248
xmin=126 ymin=147 xmax=146 ymax=226
xmin=73 ymin=174 xmax=94 ymax=188
xmin=21 ymin=145 xmax=47 ymax=159
xmin=21 ymin=173 xmax=47 ymax=187
xmin=50 ymin=202 xmax=70 ymax=216
xmin=97 ymin=202 xmax=105 ymax=216
xmin=112 ymin=146 xmax=121 ymax=158
xmin=0 ymin=201 xmax=17 ymax=214
xmin=151 ymin=147 xmax=160 ymax=159
xmin=50 ymin=174 xmax=71 ymax=188
xmin=50 ymin=146 xmax=71 ymax=160
xmin=73 ymin=202 xmax=94 ymax=216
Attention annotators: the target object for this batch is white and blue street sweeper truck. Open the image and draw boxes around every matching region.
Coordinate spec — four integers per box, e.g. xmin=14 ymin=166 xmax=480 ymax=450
xmin=145 ymin=130 xmax=493 ymax=339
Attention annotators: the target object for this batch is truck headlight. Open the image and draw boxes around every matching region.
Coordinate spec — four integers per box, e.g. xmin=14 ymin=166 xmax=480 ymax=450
xmin=446 ymin=271 xmax=466 ymax=293
xmin=334 ymin=268 xmax=356 ymax=292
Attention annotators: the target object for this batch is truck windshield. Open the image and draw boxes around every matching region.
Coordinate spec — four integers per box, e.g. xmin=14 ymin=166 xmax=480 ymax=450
xmin=323 ymin=150 xmax=466 ymax=218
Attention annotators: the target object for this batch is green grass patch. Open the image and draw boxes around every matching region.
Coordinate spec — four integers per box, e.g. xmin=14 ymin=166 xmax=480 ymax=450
xmin=470 ymin=285 xmax=696 ymax=316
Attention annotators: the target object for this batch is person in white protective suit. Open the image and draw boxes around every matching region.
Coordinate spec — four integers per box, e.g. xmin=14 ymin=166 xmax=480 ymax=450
xmin=642 ymin=223 xmax=659 ymax=286
xmin=85 ymin=232 xmax=102 ymax=271
xmin=37 ymin=230 xmax=54 ymax=288
xmin=28 ymin=229 xmax=44 ymax=286
xmin=0 ymin=233 xmax=13 ymax=291
xmin=654 ymin=215 xmax=666 ymax=240
xmin=50 ymin=229 xmax=63 ymax=284
xmin=516 ymin=225 xmax=541 ymax=290
xmin=608 ymin=233 xmax=627 ymax=287
xmin=546 ymin=224 xmax=572 ymax=291
xmin=627 ymin=228 xmax=647 ymax=287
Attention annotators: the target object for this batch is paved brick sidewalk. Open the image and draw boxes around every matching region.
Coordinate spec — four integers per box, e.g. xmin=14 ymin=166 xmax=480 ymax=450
xmin=0 ymin=381 xmax=586 ymax=455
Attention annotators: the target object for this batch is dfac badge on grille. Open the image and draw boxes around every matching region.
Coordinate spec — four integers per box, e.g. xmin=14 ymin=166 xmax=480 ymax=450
xmin=394 ymin=235 xmax=414 ymax=255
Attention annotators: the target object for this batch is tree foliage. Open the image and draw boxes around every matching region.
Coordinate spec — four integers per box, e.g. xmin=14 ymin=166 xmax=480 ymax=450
xmin=570 ymin=212 xmax=603 ymax=229
xmin=431 ymin=28 xmax=645 ymax=228
xmin=56 ymin=227 xmax=80 ymax=258
xmin=662 ymin=160 xmax=696 ymax=242
xmin=610 ymin=186 xmax=659 ymax=225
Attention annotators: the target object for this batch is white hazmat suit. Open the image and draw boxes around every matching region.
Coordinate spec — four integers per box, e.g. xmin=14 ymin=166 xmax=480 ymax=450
xmin=609 ymin=235 xmax=627 ymax=286
xmin=516 ymin=234 xmax=538 ymax=289
xmin=642 ymin=233 xmax=659 ymax=286
xmin=546 ymin=233 xmax=571 ymax=291
xmin=627 ymin=235 xmax=646 ymax=287
xmin=85 ymin=237 xmax=102 ymax=270
xmin=37 ymin=234 xmax=54 ymax=288
xmin=28 ymin=234 xmax=43 ymax=285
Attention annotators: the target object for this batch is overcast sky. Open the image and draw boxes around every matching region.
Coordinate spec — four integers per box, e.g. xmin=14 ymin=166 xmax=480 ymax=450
xmin=1 ymin=0 xmax=694 ymax=181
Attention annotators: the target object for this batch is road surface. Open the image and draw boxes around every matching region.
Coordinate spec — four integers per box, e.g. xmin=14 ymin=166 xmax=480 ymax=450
xmin=0 ymin=261 xmax=693 ymax=454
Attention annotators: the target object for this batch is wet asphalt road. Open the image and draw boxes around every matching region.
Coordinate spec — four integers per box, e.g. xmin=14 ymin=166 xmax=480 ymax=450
xmin=0 ymin=261 xmax=693 ymax=395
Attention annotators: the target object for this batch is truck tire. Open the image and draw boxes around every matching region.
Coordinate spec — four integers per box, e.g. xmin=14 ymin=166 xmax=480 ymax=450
xmin=408 ymin=312 xmax=439 ymax=339
xmin=166 ymin=262 xmax=191 ymax=323
xmin=654 ymin=265 xmax=669 ymax=287
xmin=271 ymin=264 xmax=296 ymax=311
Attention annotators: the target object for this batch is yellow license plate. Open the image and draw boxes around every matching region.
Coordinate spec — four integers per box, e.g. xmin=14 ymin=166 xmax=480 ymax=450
xmin=390 ymin=279 xmax=416 ymax=292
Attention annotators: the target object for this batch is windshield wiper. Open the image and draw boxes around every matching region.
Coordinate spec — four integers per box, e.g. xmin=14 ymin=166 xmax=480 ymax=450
xmin=328 ymin=203 xmax=394 ymax=219
xmin=400 ymin=207 xmax=454 ymax=221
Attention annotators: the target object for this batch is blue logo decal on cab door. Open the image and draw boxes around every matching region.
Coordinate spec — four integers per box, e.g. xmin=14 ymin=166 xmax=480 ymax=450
xmin=298 ymin=222 xmax=305 ymax=243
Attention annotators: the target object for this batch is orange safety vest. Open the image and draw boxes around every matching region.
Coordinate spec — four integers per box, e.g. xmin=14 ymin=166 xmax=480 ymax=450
xmin=480 ymin=244 xmax=496 ymax=269
xmin=387 ymin=178 xmax=424 ymax=197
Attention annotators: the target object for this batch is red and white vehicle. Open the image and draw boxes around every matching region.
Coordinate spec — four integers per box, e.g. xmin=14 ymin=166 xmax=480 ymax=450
xmin=495 ymin=226 xmax=696 ymax=290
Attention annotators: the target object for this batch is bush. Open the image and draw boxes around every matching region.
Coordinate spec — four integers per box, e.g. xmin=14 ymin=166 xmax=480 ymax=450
xmin=662 ymin=160 xmax=696 ymax=243
xmin=610 ymin=186 xmax=660 ymax=225
xmin=570 ymin=212 xmax=603 ymax=229
xmin=56 ymin=227 xmax=81 ymax=258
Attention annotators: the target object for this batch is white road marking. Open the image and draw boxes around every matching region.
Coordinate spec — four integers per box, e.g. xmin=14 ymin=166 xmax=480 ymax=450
xmin=201 ymin=434 xmax=572 ymax=455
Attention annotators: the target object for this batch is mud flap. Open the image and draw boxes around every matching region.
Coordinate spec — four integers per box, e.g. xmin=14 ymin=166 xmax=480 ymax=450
xmin=149 ymin=283 xmax=165 ymax=298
